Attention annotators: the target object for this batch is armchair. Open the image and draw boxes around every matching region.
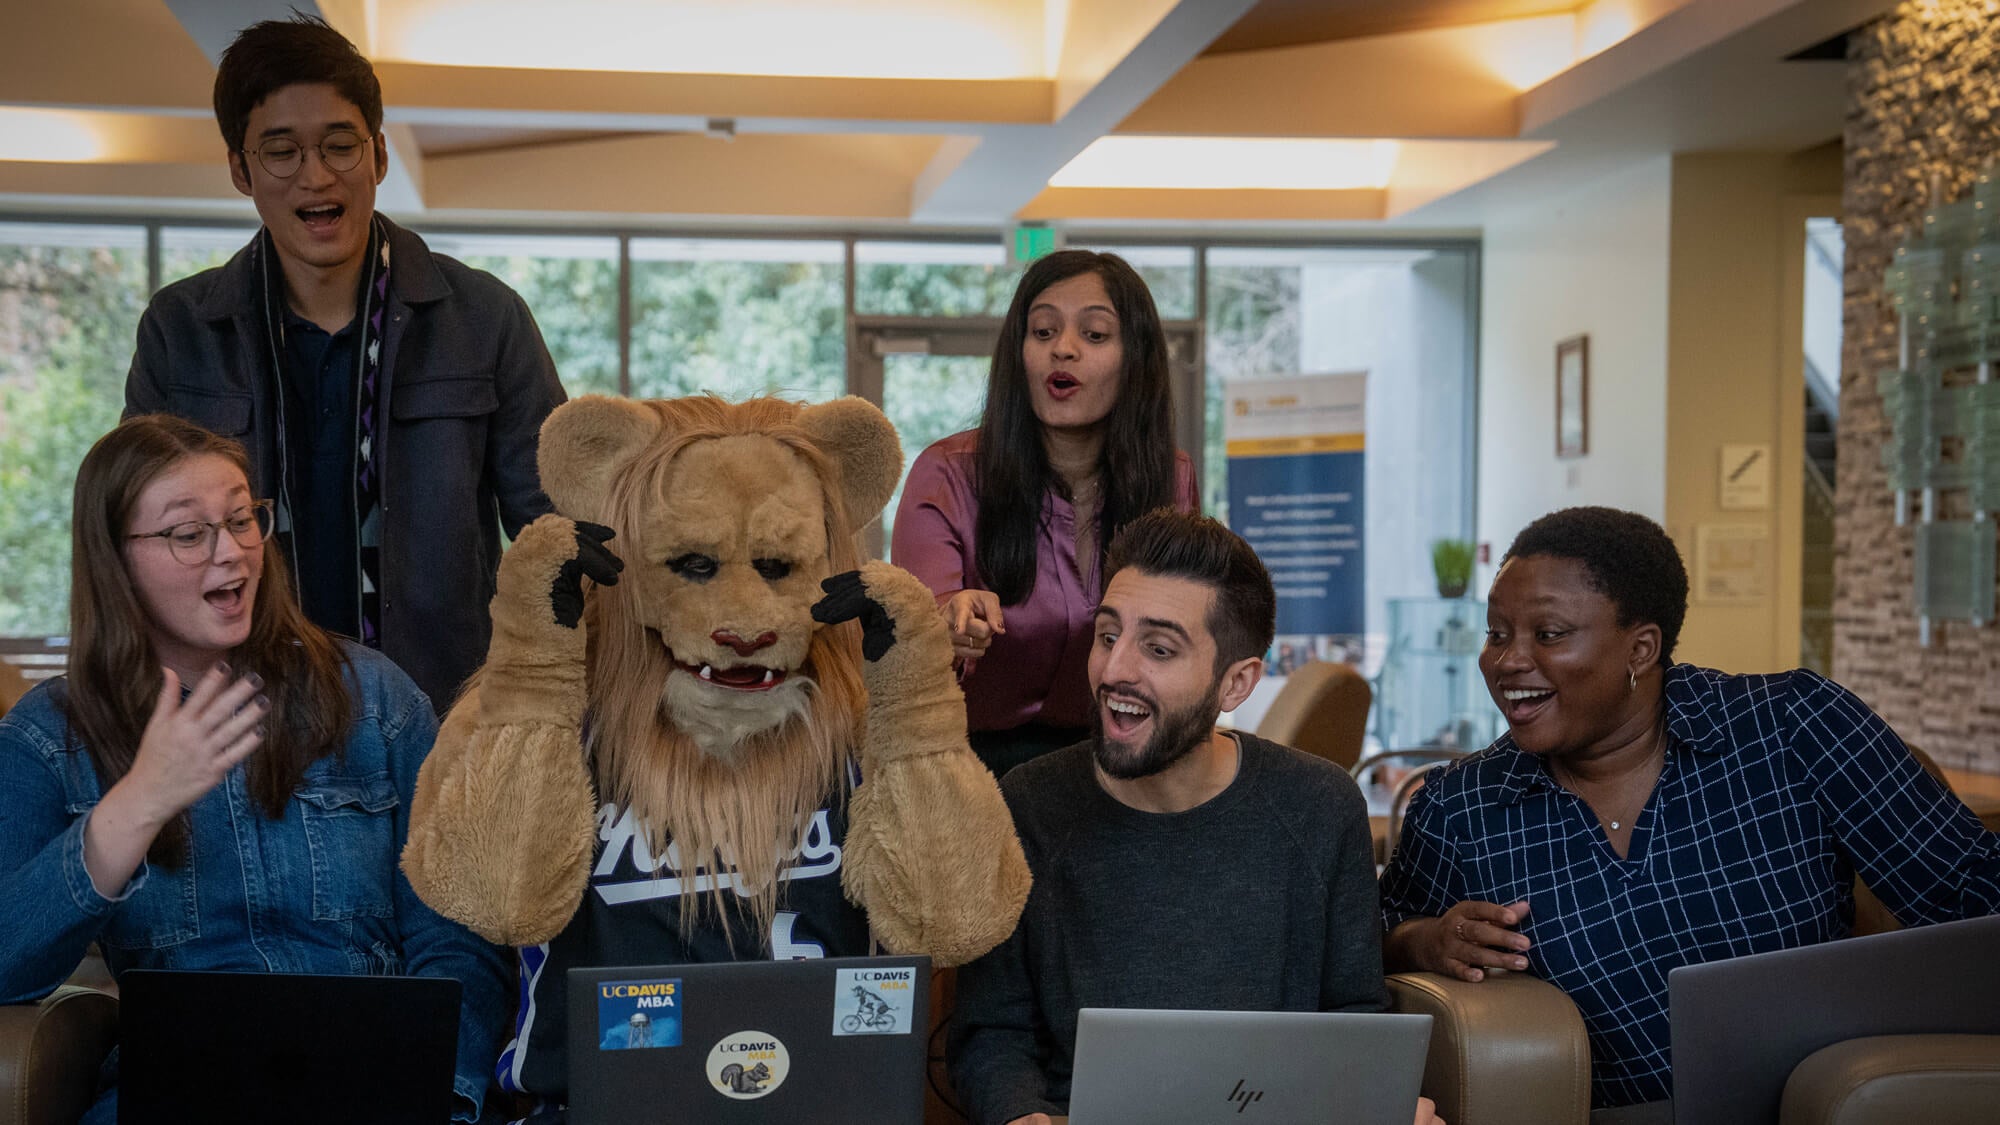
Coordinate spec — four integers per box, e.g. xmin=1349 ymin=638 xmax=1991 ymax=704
xmin=1254 ymin=661 xmax=1372 ymax=771
xmin=0 ymin=981 xmax=115 ymax=1125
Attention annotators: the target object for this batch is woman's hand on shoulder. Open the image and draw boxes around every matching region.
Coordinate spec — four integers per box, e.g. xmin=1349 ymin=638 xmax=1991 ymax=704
xmin=121 ymin=663 xmax=268 ymax=825
xmin=1393 ymin=900 xmax=1532 ymax=983
xmin=942 ymin=589 xmax=1006 ymax=663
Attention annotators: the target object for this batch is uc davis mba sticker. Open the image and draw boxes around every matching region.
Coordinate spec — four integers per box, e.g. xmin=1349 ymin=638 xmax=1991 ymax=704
xmin=832 ymin=965 xmax=915 ymax=1035
xmin=597 ymin=978 xmax=681 ymax=1050
xmin=707 ymin=1031 xmax=789 ymax=1099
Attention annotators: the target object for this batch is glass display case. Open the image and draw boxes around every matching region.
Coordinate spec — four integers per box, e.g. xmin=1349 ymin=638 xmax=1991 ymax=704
xmin=1374 ymin=596 xmax=1501 ymax=752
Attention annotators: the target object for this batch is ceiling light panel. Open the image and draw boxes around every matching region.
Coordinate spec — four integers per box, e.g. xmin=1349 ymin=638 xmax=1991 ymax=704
xmin=0 ymin=108 xmax=107 ymax=163
xmin=374 ymin=0 xmax=1051 ymax=80
xmin=1049 ymin=138 xmax=1401 ymax=191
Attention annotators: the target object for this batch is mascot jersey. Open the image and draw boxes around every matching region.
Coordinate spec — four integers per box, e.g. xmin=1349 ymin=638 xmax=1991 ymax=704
xmin=496 ymin=779 xmax=871 ymax=1102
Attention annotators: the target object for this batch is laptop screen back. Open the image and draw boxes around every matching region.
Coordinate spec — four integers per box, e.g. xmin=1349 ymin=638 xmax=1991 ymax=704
xmin=1670 ymin=914 xmax=2000 ymax=1125
xmin=118 ymin=970 xmax=460 ymax=1125
xmin=567 ymin=955 xmax=930 ymax=1125
xmin=1067 ymin=1008 xmax=1432 ymax=1125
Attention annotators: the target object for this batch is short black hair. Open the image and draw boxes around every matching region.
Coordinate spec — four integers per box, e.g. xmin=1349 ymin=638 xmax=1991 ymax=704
xmin=1105 ymin=509 xmax=1276 ymax=672
xmin=213 ymin=14 xmax=383 ymax=154
xmin=1504 ymin=506 xmax=1688 ymax=665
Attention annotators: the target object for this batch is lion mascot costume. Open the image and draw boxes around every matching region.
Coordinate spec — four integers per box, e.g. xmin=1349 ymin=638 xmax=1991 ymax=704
xmin=401 ymin=393 xmax=1031 ymax=1105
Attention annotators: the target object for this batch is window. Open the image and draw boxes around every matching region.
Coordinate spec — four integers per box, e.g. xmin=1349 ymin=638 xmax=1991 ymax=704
xmin=161 ymin=225 xmax=258 ymax=288
xmin=0 ymin=221 xmax=1479 ymax=670
xmin=1205 ymin=245 xmax=1477 ymax=654
xmin=630 ymin=238 xmax=844 ymax=402
xmin=422 ymin=232 xmax=622 ymax=397
xmin=1072 ymin=243 xmax=1196 ymax=320
xmin=0 ymin=222 xmax=148 ymax=634
xmin=855 ymin=240 xmax=1021 ymax=317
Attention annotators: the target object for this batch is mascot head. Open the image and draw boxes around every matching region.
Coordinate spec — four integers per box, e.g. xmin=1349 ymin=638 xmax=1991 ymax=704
xmin=538 ymin=394 xmax=901 ymax=934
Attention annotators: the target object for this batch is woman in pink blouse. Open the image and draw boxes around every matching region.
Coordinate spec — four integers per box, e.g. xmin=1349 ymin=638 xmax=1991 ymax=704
xmin=892 ymin=250 xmax=1199 ymax=777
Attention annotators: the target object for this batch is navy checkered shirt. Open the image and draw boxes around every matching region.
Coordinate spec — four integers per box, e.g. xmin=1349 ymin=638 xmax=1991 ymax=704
xmin=1378 ymin=663 xmax=2000 ymax=1108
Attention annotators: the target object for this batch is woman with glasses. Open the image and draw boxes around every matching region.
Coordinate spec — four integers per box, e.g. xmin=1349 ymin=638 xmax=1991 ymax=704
xmin=0 ymin=415 xmax=510 ymax=1124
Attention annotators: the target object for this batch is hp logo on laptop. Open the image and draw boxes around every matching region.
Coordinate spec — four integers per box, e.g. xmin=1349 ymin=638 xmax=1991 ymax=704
xmin=1226 ymin=1079 xmax=1265 ymax=1113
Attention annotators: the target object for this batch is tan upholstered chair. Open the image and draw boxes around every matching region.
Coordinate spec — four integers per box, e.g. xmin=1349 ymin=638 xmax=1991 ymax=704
xmin=0 ymin=957 xmax=117 ymax=1125
xmin=1254 ymin=661 xmax=1372 ymax=771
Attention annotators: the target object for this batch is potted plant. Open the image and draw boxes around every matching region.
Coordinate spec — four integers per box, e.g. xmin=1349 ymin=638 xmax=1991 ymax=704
xmin=1431 ymin=538 xmax=1475 ymax=599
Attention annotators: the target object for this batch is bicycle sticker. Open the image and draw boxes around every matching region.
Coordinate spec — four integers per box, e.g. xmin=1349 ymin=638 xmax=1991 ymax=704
xmin=831 ymin=965 xmax=916 ymax=1036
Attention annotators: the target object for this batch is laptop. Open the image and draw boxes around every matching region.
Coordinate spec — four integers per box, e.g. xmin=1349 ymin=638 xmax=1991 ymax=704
xmin=118 ymin=970 xmax=461 ymax=1125
xmin=1066 ymin=1008 xmax=1433 ymax=1125
xmin=1669 ymin=913 xmax=2000 ymax=1124
xmin=567 ymin=955 xmax=930 ymax=1125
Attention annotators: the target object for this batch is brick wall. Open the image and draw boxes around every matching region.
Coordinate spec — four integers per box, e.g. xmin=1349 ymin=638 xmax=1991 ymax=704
xmin=1838 ymin=0 xmax=2000 ymax=774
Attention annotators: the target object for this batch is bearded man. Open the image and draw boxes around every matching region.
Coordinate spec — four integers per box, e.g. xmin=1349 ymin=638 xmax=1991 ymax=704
xmin=946 ymin=510 xmax=1403 ymax=1125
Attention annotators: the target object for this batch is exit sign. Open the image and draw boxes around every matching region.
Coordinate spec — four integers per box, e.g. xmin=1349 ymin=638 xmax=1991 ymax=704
xmin=1010 ymin=225 xmax=1060 ymax=263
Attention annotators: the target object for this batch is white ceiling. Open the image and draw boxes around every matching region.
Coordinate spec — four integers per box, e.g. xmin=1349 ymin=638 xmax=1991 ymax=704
xmin=0 ymin=0 xmax=1891 ymax=231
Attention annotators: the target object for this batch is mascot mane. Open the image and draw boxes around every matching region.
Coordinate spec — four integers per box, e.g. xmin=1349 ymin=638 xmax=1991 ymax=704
xmin=581 ymin=395 xmax=870 ymax=939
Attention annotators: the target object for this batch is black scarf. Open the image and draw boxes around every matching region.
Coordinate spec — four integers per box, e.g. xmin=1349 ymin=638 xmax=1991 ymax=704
xmin=255 ymin=217 xmax=391 ymax=647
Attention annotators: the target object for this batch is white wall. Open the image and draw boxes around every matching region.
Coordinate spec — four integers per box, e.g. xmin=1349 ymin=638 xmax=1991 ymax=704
xmin=1477 ymin=156 xmax=1673 ymax=580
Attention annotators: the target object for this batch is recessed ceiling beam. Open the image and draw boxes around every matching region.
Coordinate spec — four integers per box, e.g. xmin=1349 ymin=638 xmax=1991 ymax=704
xmin=911 ymin=0 xmax=1260 ymax=223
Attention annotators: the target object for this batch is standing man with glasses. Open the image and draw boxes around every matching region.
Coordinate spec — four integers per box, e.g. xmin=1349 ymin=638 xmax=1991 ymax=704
xmin=126 ymin=14 xmax=565 ymax=713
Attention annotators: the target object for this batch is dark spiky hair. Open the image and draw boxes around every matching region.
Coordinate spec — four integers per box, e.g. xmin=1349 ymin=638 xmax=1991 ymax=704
xmin=1105 ymin=509 xmax=1276 ymax=672
xmin=1504 ymin=506 xmax=1687 ymax=664
xmin=213 ymin=14 xmax=382 ymax=154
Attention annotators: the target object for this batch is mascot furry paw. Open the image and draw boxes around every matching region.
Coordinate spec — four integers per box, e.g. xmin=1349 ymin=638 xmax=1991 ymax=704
xmin=401 ymin=395 xmax=1030 ymax=1097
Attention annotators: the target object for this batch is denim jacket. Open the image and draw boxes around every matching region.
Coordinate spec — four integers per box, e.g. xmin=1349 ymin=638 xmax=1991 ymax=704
xmin=0 ymin=644 xmax=510 ymax=1121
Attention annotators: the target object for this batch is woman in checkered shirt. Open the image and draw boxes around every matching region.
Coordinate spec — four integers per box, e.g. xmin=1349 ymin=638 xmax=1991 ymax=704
xmin=1378 ymin=506 xmax=2000 ymax=1110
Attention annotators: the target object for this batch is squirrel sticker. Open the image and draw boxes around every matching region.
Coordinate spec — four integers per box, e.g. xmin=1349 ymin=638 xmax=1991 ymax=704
xmin=718 ymin=1061 xmax=773 ymax=1094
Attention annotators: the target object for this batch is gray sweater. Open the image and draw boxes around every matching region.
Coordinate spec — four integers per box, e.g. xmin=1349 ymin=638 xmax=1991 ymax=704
xmin=948 ymin=731 xmax=1389 ymax=1125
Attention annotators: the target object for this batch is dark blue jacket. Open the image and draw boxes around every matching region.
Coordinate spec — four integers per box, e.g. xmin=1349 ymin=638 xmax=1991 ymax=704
xmin=125 ymin=217 xmax=564 ymax=710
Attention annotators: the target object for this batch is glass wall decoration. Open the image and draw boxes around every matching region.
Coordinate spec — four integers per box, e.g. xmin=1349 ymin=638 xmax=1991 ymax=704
xmin=1879 ymin=161 xmax=2000 ymax=641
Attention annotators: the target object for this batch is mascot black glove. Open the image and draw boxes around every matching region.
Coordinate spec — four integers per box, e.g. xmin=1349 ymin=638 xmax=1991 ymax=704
xmin=553 ymin=521 xmax=623 ymax=628
xmin=813 ymin=570 xmax=897 ymax=661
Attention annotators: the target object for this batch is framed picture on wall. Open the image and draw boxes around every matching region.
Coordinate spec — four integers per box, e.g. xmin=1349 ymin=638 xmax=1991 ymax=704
xmin=1556 ymin=334 xmax=1589 ymax=459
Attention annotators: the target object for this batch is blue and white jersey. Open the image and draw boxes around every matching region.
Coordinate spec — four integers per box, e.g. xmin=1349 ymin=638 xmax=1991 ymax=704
xmin=498 ymin=779 xmax=871 ymax=1105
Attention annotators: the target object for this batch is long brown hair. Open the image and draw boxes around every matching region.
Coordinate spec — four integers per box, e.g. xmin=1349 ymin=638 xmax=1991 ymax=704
xmin=65 ymin=415 xmax=352 ymax=865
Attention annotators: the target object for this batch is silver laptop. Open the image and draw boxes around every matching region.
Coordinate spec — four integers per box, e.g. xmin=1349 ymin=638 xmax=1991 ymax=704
xmin=1670 ymin=913 xmax=2000 ymax=1124
xmin=566 ymin=955 xmax=929 ymax=1125
xmin=1067 ymin=1008 xmax=1432 ymax=1125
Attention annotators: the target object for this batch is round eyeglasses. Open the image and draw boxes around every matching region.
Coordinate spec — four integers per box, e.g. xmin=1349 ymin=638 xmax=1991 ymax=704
xmin=242 ymin=131 xmax=373 ymax=179
xmin=128 ymin=500 xmax=276 ymax=565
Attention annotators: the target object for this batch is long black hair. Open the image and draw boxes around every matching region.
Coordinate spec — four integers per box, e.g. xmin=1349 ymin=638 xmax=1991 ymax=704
xmin=973 ymin=250 xmax=1178 ymax=605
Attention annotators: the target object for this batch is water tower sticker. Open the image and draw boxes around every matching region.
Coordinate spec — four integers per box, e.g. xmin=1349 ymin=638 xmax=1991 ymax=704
xmin=596 ymin=977 xmax=681 ymax=1050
